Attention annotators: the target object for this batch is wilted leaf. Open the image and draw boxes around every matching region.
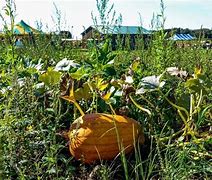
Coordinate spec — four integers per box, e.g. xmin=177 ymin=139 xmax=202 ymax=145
xmin=114 ymin=90 xmax=123 ymax=97
xmin=60 ymin=79 xmax=76 ymax=103
xmin=139 ymin=75 xmax=165 ymax=89
xmin=60 ymin=73 xmax=72 ymax=95
xmin=136 ymin=87 xmax=146 ymax=95
xmin=55 ymin=58 xmax=80 ymax=71
xmin=166 ymin=67 xmax=188 ymax=78
xmin=125 ymin=76 xmax=133 ymax=84
xmin=110 ymin=79 xmax=122 ymax=89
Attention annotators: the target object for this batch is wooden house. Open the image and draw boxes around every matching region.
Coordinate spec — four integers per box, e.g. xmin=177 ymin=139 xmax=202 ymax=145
xmin=81 ymin=25 xmax=152 ymax=49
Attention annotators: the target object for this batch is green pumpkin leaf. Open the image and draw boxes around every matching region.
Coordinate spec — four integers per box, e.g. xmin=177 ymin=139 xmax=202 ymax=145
xmin=185 ymin=78 xmax=203 ymax=93
xmin=75 ymin=83 xmax=92 ymax=100
xmin=39 ymin=67 xmax=61 ymax=87
xmin=185 ymin=78 xmax=199 ymax=87
xmin=70 ymin=67 xmax=88 ymax=80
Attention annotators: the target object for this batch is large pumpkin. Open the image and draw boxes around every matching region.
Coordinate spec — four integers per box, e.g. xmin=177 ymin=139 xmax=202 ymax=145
xmin=67 ymin=113 xmax=144 ymax=163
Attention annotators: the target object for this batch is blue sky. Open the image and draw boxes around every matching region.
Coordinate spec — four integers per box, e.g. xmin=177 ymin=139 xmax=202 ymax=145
xmin=0 ymin=0 xmax=212 ymax=38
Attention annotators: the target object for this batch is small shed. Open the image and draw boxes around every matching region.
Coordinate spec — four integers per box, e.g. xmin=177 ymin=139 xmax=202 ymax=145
xmin=81 ymin=25 xmax=151 ymax=49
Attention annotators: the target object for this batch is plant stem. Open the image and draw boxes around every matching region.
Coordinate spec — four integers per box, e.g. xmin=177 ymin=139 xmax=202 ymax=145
xmin=73 ymin=101 xmax=84 ymax=116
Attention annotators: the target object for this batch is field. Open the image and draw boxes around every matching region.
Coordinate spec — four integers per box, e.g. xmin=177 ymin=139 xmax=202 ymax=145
xmin=0 ymin=1 xmax=212 ymax=180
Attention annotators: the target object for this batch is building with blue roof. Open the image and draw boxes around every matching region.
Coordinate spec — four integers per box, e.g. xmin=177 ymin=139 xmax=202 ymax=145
xmin=168 ymin=33 xmax=196 ymax=48
xmin=168 ymin=34 xmax=196 ymax=41
xmin=81 ymin=25 xmax=152 ymax=49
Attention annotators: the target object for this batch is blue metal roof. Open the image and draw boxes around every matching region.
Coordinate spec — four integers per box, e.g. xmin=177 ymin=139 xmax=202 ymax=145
xmin=83 ymin=25 xmax=151 ymax=35
xmin=169 ymin=34 xmax=195 ymax=41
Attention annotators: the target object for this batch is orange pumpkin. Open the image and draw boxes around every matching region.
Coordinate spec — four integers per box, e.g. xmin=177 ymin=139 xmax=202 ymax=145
xmin=67 ymin=113 xmax=144 ymax=163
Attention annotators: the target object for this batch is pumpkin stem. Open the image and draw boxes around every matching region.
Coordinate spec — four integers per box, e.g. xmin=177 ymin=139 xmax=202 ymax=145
xmin=108 ymin=103 xmax=116 ymax=115
xmin=73 ymin=101 xmax=85 ymax=116
xmin=61 ymin=80 xmax=85 ymax=116
xmin=129 ymin=94 xmax=151 ymax=116
xmin=70 ymin=81 xmax=85 ymax=116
